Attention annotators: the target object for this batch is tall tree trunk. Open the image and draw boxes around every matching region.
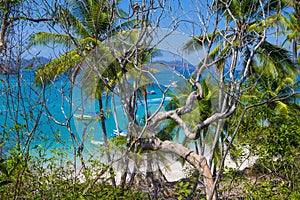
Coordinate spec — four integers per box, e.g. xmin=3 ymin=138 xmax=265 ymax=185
xmin=98 ymin=94 xmax=116 ymax=187
xmin=0 ymin=1 xmax=10 ymax=53
xmin=208 ymin=62 xmax=225 ymax=169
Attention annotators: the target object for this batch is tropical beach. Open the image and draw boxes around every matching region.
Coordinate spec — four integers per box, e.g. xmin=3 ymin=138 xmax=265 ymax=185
xmin=1 ymin=0 xmax=300 ymax=199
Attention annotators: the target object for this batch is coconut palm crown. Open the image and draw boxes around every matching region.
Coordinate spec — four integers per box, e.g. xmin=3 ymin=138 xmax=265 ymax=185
xmin=28 ymin=0 xmax=133 ymax=86
xmin=184 ymin=0 xmax=297 ymax=80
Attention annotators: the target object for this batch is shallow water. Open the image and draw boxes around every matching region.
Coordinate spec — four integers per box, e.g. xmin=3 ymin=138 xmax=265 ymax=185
xmin=0 ymin=70 xmax=181 ymax=158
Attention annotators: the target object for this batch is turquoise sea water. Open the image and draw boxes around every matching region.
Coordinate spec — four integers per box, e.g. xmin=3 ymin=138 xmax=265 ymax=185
xmin=1 ymin=69 xmax=299 ymax=158
xmin=0 ymin=69 xmax=182 ymax=157
xmin=0 ymin=71 xmax=73 ymax=156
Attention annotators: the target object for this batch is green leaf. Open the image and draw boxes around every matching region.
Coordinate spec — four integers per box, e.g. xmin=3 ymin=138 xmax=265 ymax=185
xmin=0 ymin=180 xmax=12 ymax=187
xmin=27 ymin=32 xmax=76 ymax=48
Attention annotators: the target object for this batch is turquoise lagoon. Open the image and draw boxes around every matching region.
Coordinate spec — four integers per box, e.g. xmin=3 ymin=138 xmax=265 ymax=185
xmin=0 ymin=68 xmax=183 ymax=158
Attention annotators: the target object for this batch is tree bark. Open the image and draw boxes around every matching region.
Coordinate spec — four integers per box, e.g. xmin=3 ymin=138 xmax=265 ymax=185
xmin=141 ymin=137 xmax=217 ymax=200
xmin=98 ymin=95 xmax=116 ymax=187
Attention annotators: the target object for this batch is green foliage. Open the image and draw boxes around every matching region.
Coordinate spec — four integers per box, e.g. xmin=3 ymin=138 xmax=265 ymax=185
xmin=0 ymin=159 xmax=12 ymax=187
xmin=174 ymin=180 xmax=192 ymax=200
xmin=27 ymin=0 xmax=120 ymax=85
xmin=157 ymin=78 xmax=215 ymax=143
xmin=0 ymin=148 xmax=148 ymax=199
xmin=156 ymin=119 xmax=178 ymax=141
xmin=0 ymin=0 xmax=22 ymax=13
xmin=244 ymin=180 xmax=300 ymax=200
xmin=230 ymin=76 xmax=300 ymax=198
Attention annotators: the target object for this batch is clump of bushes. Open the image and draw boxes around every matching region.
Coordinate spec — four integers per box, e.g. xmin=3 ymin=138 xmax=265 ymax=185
xmin=0 ymin=151 xmax=149 ymax=200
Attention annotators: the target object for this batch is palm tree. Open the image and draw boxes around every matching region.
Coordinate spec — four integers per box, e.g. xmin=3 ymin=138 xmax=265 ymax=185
xmin=185 ymin=0 xmax=296 ymax=77
xmin=67 ymin=24 xmax=165 ymax=189
xmin=157 ymin=76 xmax=216 ymax=154
xmin=27 ymin=0 xmax=136 ymax=186
xmin=232 ymin=66 xmax=300 ymax=191
xmin=184 ymin=0 xmax=297 ymax=172
xmin=28 ymin=0 xmax=131 ymax=85
xmin=279 ymin=0 xmax=300 ymax=65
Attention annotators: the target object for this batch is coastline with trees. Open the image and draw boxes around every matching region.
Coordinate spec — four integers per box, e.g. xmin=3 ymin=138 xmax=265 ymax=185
xmin=0 ymin=0 xmax=299 ymax=199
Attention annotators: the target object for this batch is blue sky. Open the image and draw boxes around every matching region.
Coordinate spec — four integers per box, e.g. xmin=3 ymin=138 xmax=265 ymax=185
xmin=25 ymin=0 xmax=208 ymax=61
xmin=23 ymin=0 xmax=293 ymax=68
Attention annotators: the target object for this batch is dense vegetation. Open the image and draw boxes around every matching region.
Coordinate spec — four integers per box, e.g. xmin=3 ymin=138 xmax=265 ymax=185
xmin=0 ymin=0 xmax=299 ymax=199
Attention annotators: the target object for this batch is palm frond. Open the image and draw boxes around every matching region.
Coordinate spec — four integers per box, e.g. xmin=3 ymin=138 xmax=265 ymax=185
xmin=115 ymin=7 xmax=128 ymax=18
xmin=183 ymin=31 xmax=223 ymax=53
xmin=215 ymin=0 xmax=238 ymax=22
xmin=274 ymin=77 xmax=294 ymax=93
xmin=27 ymin=32 xmax=76 ymax=48
xmin=58 ymin=7 xmax=92 ymax=39
xmin=79 ymin=37 xmax=103 ymax=48
xmin=263 ymin=0 xmax=289 ymax=15
xmin=281 ymin=101 xmax=300 ymax=115
xmin=111 ymin=19 xmax=137 ymax=34
xmin=258 ymin=41 xmax=297 ymax=79
xmin=249 ymin=0 xmax=288 ymax=22
xmin=207 ymin=43 xmax=222 ymax=61
xmin=193 ymin=42 xmax=229 ymax=71
xmin=70 ymin=0 xmax=110 ymax=37
xmin=248 ymin=14 xmax=280 ymax=31
xmin=275 ymin=101 xmax=289 ymax=113
xmin=34 ymin=49 xmax=86 ymax=86
xmin=208 ymin=43 xmax=231 ymax=69
xmin=156 ymin=119 xmax=178 ymax=141
xmin=278 ymin=80 xmax=300 ymax=98
xmin=277 ymin=14 xmax=291 ymax=31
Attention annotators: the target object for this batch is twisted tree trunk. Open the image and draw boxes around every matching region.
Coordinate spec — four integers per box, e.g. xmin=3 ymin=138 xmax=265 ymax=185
xmin=141 ymin=137 xmax=217 ymax=200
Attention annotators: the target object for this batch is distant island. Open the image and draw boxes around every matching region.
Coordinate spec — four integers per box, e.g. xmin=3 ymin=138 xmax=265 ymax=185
xmin=0 ymin=56 xmax=50 ymax=75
